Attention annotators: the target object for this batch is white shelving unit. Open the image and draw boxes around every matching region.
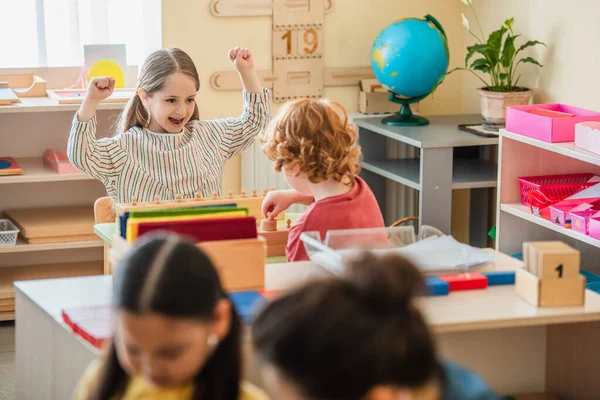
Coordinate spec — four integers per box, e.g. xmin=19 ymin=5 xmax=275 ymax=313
xmin=496 ymin=129 xmax=600 ymax=274
xmin=0 ymin=94 xmax=121 ymax=319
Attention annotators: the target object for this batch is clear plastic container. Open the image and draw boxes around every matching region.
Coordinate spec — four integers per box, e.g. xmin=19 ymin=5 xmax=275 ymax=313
xmin=300 ymin=226 xmax=493 ymax=277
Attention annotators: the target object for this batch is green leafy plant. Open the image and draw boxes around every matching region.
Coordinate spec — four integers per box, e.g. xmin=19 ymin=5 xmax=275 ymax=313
xmin=447 ymin=0 xmax=546 ymax=92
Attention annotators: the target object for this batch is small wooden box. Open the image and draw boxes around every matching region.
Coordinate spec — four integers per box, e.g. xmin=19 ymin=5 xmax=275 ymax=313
xmin=258 ymin=228 xmax=288 ymax=257
xmin=523 ymin=241 xmax=578 ymax=277
xmin=198 ymin=236 xmax=266 ymax=291
xmin=110 ymin=234 xmax=266 ymax=291
xmin=515 ymin=268 xmax=585 ymax=307
xmin=358 ymin=79 xmax=418 ymax=115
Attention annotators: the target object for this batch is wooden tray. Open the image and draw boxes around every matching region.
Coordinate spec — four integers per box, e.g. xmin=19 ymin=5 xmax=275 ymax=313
xmin=47 ymin=88 xmax=135 ymax=104
xmin=0 ymin=74 xmax=47 ymax=97
xmin=4 ymin=206 xmax=96 ymax=243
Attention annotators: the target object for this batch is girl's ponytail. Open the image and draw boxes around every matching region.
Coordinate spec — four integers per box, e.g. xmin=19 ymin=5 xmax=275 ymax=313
xmin=112 ymin=93 xmax=149 ymax=134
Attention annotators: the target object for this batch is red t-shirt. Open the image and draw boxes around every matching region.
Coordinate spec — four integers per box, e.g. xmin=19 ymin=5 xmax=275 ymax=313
xmin=286 ymin=176 xmax=385 ymax=262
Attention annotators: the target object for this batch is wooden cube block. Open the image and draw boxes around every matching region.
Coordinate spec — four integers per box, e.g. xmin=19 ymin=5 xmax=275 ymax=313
xmin=537 ymin=249 xmax=580 ymax=280
xmin=515 ymin=268 xmax=585 ymax=307
xmin=523 ymin=241 xmax=579 ymax=278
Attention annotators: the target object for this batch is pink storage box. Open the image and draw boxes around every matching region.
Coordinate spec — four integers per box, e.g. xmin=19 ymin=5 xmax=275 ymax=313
xmin=575 ymin=121 xmax=600 ymax=155
xmin=548 ymin=198 xmax=600 ymax=228
xmin=506 ymin=103 xmax=600 ymax=143
xmin=588 ymin=211 xmax=600 ymax=240
xmin=570 ymin=208 xmax=599 ymax=234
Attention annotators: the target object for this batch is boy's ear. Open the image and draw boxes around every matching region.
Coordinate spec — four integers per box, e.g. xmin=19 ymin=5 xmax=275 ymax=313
xmin=213 ymin=299 xmax=232 ymax=341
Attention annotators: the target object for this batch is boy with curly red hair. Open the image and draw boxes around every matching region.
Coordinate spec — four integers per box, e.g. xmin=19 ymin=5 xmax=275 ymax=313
xmin=261 ymin=98 xmax=385 ymax=262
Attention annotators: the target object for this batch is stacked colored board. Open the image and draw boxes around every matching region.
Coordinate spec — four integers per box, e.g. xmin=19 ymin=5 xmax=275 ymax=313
xmin=120 ymin=204 xmax=255 ymax=243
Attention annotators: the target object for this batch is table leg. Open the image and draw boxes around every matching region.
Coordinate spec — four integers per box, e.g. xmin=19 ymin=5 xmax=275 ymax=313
xmin=470 ymin=188 xmax=490 ymax=248
xmin=420 ymin=147 xmax=453 ymax=234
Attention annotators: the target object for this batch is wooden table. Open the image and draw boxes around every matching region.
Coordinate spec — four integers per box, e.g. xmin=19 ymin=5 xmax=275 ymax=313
xmin=14 ymin=249 xmax=600 ymax=399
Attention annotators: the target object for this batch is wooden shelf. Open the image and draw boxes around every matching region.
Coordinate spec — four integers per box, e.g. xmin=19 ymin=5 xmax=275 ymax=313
xmin=361 ymin=158 xmax=497 ymax=191
xmin=0 ymin=261 xmax=103 ymax=321
xmin=502 ymin=129 xmax=600 ymax=167
xmin=500 ymin=202 xmax=600 ymax=249
xmin=0 ymin=157 xmax=92 ymax=185
xmin=0 ymin=96 xmax=126 ymax=114
xmin=0 ymin=238 xmax=103 ymax=254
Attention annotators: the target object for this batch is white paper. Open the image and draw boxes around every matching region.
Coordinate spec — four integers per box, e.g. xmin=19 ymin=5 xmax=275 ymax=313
xmin=567 ymin=182 xmax=600 ymax=199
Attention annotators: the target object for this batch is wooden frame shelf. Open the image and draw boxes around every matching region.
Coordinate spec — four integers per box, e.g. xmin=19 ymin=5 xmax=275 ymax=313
xmin=0 ymin=157 xmax=92 ymax=185
xmin=0 ymin=239 xmax=104 ymax=254
xmin=496 ymin=129 xmax=600 ymax=274
xmin=502 ymin=129 xmax=600 ymax=167
xmin=0 ymin=96 xmax=126 ymax=114
xmin=501 ymin=202 xmax=600 ymax=249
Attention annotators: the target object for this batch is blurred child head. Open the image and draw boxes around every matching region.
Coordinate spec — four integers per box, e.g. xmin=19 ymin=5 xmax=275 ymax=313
xmin=252 ymin=252 xmax=439 ymax=400
xmin=261 ymin=98 xmax=362 ymax=196
xmin=91 ymin=234 xmax=242 ymax=400
xmin=116 ymin=48 xmax=200 ymax=134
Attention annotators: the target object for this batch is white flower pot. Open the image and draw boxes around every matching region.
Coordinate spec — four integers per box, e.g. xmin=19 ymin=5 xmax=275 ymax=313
xmin=478 ymin=87 xmax=533 ymax=131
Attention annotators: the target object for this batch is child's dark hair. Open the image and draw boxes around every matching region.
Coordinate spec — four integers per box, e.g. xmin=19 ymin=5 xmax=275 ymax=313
xmin=89 ymin=234 xmax=241 ymax=400
xmin=252 ymin=252 xmax=438 ymax=399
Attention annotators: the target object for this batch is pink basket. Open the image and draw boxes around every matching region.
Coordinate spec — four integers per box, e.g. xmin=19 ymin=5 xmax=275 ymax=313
xmin=518 ymin=173 xmax=598 ymax=205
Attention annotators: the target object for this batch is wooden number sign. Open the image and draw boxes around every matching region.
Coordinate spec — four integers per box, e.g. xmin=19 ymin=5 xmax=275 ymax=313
xmin=209 ymin=0 xmax=375 ymax=102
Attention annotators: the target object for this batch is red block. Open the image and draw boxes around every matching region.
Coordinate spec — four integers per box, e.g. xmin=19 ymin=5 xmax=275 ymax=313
xmin=439 ymin=273 xmax=488 ymax=291
xmin=137 ymin=216 xmax=258 ymax=242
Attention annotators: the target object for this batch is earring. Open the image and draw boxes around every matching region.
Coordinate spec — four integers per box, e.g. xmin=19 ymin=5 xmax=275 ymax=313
xmin=207 ymin=334 xmax=218 ymax=347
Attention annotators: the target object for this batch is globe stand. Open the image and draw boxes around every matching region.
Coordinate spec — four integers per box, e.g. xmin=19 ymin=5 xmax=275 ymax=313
xmin=382 ymin=92 xmax=431 ymax=126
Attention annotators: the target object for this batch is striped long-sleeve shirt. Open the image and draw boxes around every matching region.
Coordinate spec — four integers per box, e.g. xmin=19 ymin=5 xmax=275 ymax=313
xmin=67 ymin=88 xmax=270 ymax=203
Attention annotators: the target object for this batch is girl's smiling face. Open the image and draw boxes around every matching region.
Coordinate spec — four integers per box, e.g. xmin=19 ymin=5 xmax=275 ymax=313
xmin=139 ymin=72 xmax=198 ymax=133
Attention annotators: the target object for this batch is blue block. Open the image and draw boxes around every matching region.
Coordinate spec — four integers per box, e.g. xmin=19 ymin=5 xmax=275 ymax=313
xmin=119 ymin=212 xmax=130 ymax=239
xmin=481 ymin=271 xmax=515 ymax=286
xmin=228 ymin=291 xmax=267 ymax=324
xmin=425 ymin=276 xmax=449 ymax=296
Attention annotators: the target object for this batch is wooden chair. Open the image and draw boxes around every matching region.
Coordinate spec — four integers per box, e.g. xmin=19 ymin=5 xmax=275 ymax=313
xmin=94 ymin=196 xmax=115 ymax=224
xmin=94 ymin=197 xmax=115 ymax=274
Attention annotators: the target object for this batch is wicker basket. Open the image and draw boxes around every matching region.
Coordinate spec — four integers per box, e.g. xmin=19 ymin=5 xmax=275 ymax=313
xmin=0 ymin=219 xmax=19 ymax=246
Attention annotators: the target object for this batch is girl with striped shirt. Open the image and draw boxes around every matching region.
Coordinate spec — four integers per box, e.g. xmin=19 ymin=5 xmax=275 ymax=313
xmin=67 ymin=47 xmax=270 ymax=203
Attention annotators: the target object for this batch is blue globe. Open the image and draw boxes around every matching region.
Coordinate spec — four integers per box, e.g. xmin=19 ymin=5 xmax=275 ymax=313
xmin=371 ymin=15 xmax=449 ymax=125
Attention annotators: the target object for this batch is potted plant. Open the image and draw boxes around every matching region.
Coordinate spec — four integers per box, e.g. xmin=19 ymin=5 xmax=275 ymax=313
xmin=447 ymin=0 xmax=546 ymax=131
